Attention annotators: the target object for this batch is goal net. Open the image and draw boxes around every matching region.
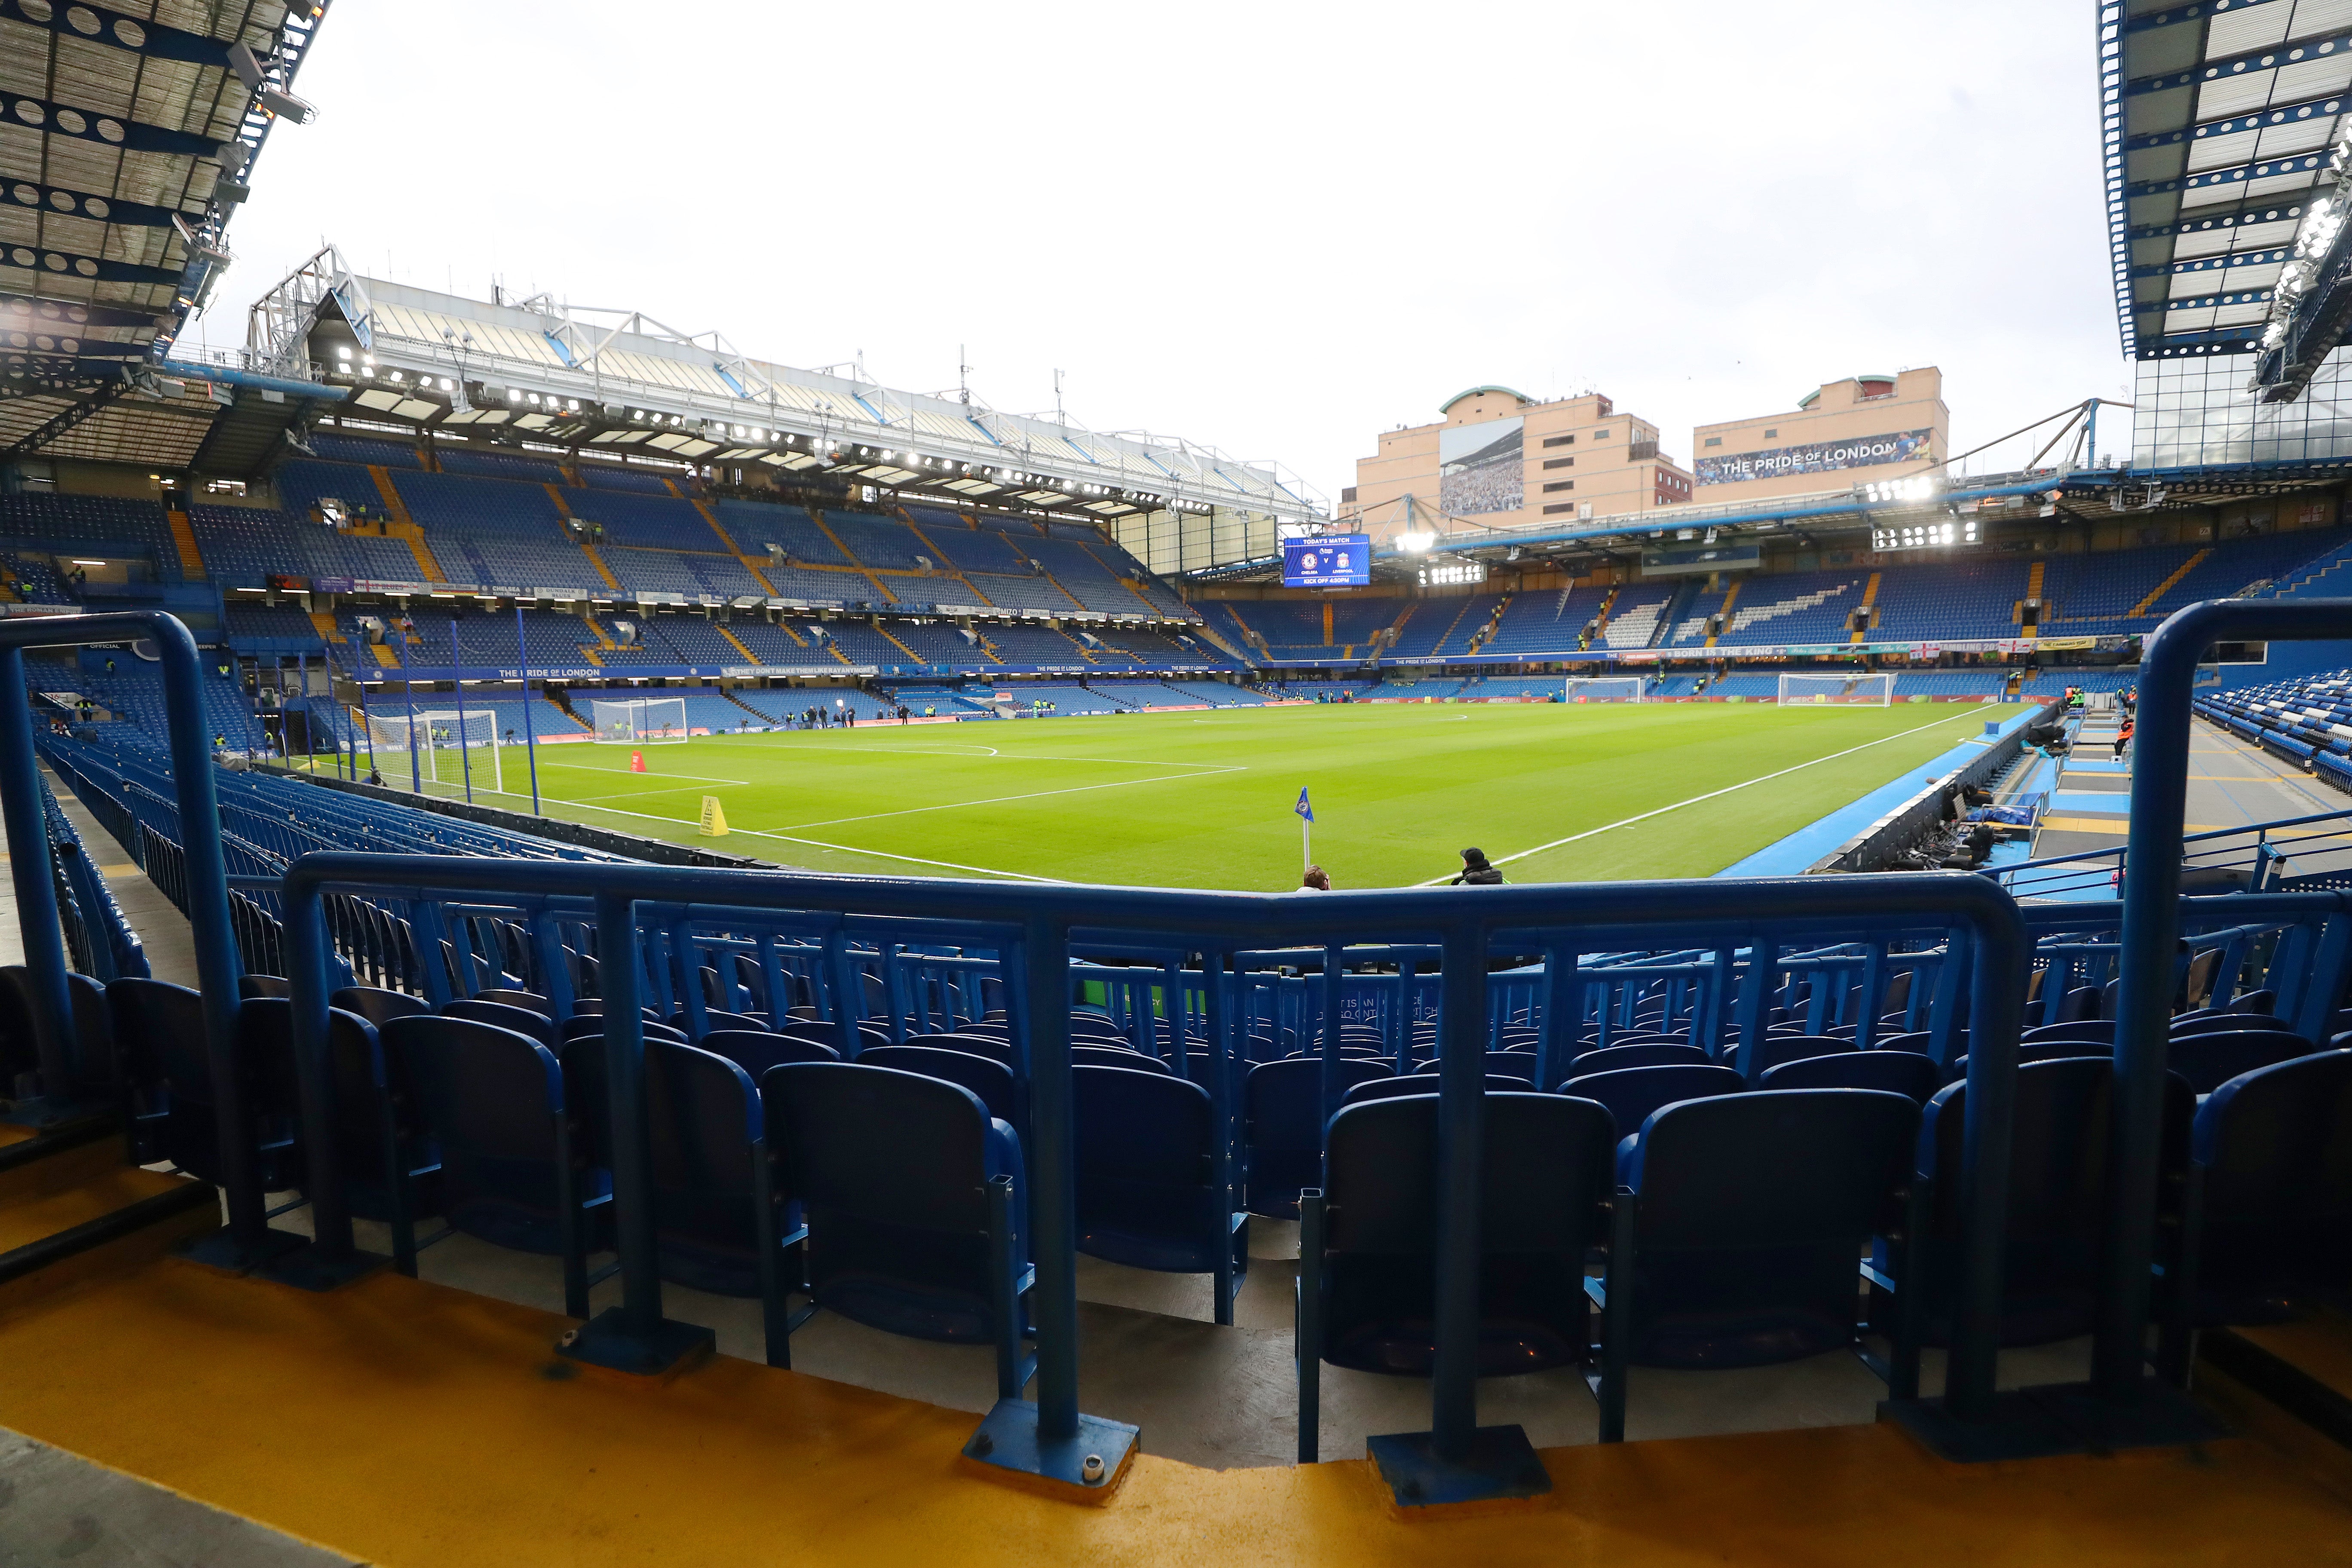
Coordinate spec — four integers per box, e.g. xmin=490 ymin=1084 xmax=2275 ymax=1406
xmin=1564 ymin=677 xmax=1645 ymax=704
xmin=1776 ymin=673 xmax=1893 ymax=707
xmin=365 ymin=708 xmax=503 ymax=792
xmin=592 ymin=696 xmax=689 ymax=745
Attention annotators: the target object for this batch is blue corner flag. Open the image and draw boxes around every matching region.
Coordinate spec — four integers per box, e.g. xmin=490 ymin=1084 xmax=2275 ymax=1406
xmin=1295 ymin=787 xmax=1314 ymax=823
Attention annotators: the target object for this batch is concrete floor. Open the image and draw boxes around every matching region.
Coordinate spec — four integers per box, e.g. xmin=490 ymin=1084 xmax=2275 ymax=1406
xmin=260 ymin=1200 xmax=2096 ymax=1472
xmin=0 ymin=1427 xmax=357 ymax=1566
xmin=0 ymin=768 xmax=199 ymax=988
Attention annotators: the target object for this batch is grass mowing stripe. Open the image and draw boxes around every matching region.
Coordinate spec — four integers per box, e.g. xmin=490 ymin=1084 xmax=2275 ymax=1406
xmin=781 ymin=764 xmax=1248 ymax=830
xmin=1424 ymin=709 xmax=1972 ymax=886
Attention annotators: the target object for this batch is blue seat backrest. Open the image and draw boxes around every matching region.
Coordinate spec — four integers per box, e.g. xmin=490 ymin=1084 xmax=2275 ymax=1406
xmin=1561 ymin=1063 xmax=1744 ymax=1142
xmin=858 ymin=1045 xmax=1018 ymax=1124
xmin=1738 ymin=1034 xmax=1859 ymax=1076
xmin=1568 ymin=1042 xmax=1708 ymax=1075
xmin=643 ymin=1038 xmax=765 ymax=1295
xmin=1246 ymin=1057 xmax=1393 ymax=1142
xmin=2171 ymin=1013 xmax=2302 ymax=1041
xmin=109 ymin=976 xmax=205 ymax=1100
xmin=1761 ymin=1050 xmax=1942 ymax=1102
xmin=1073 ymin=1065 xmax=1211 ymax=1186
xmin=385 ymin=1015 xmax=569 ymax=1251
xmin=702 ymin=1028 xmax=838 ymax=1078
xmin=2191 ymin=1048 xmax=2352 ymax=1298
xmin=2166 ymin=1029 xmax=2315 ymax=1094
xmin=1344 ymin=1074 xmax=1533 ymax=1109
xmin=1625 ymin=1089 xmax=1919 ymax=1237
xmin=564 ymin=1015 xmax=687 ymax=1045
xmin=1072 ymin=1044 xmax=1169 ymax=1074
xmin=1326 ymin=1093 xmax=1614 ymax=1258
xmin=331 ymin=985 xmax=431 ymax=1029
xmin=2022 ymin=1020 xmax=2113 ymax=1046
xmin=763 ymin=1062 xmax=1007 ymax=1237
xmin=445 ymin=998 xmax=557 ymax=1047
xmin=913 ymin=1031 xmax=1013 ymax=1064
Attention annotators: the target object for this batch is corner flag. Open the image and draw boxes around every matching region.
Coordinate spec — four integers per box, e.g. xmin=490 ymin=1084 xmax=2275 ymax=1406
xmin=1295 ymin=787 xmax=1313 ymax=824
xmin=1295 ymin=787 xmax=1313 ymax=873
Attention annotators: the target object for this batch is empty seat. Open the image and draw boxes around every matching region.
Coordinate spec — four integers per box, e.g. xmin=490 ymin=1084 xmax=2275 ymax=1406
xmin=910 ymin=1030 xmax=1014 ymax=1064
xmin=382 ymin=1014 xmax=605 ymax=1316
xmin=332 ymin=985 xmax=431 ymax=1029
xmin=2166 ymin=1029 xmax=2317 ymax=1095
xmin=1729 ymin=1034 xmax=1857 ymax=1081
xmin=1072 ymin=1065 xmax=1246 ymax=1323
xmin=1243 ymin=1057 xmax=1393 ymax=1219
xmin=1761 ymin=1051 xmax=1943 ymax=1102
xmin=643 ymin=1038 xmax=804 ymax=1363
xmin=444 ymin=998 xmax=557 ymax=1047
xmin=856 ymin=1044 xmax=1017 ymax=1124
xmin=1561 ymin=1063 xmax=1745 ymax=1142
xmin=1296 ymin=1092 xmax=1616 ymax=1459
xmin=2159 ymin=1049 xmax=2352 ymax=1375
xmin=564 ymin=1015 xmax=687 ymax=1045
xmin=761 ymin=1063 xmax=1034 ymax=1397
xmin=700 ymin=1029 xmax=838 ymax=1079
xmin=1568 ymin=1043 xmax=1709 ymax=1075
xmin=1591 ymin=1090 xmax=1920 ymax=1439
xmin=1072 ymin=1043 xmax=1170 ymax=1074
xmin=1342 ymin=1074 xmax=1533 ymax=1109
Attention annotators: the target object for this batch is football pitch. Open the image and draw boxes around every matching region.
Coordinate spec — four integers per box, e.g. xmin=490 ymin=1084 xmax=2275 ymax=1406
xmin=337 ymin=703 xmax=1994 ymax=889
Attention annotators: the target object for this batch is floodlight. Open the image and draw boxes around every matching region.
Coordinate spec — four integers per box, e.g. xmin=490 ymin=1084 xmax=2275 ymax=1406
xmin=1399 ymin=531 xmax=1436 ymax=552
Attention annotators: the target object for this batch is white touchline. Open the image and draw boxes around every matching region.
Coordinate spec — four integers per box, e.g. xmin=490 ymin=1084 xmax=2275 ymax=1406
xmin=466 ymin=791 xmax=1068 ymax=882
xmin=531 ymin=761 xmax=752 ymax=787
xmin=1409 ymin=712 xmax=1972 ymax=887
xmin=780 ymin=765 xmax=1247 ymax=830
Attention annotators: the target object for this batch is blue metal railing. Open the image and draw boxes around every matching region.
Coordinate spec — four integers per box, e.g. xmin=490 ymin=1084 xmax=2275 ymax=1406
xmin=1999 ymin=803 xmax=2352 ymax=900
xmin=269 ymin=857 xmax=2035 ymax=1481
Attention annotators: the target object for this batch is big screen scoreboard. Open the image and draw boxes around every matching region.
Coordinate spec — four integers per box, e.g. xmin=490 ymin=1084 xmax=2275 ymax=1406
xmin=1282 ymin=534 xmax=1371 ymax=588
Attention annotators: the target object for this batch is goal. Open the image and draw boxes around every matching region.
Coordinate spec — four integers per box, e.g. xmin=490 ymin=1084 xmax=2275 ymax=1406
xmin=592 ymin=696 xmax=689 ymax=744
xmin=1776 ymin=673 xmax=1893 ymax=707
xmin=365 ymin=708 xmax=503 ymax=793
xmin=1563 ymin=677 xmax=1646 ymax=704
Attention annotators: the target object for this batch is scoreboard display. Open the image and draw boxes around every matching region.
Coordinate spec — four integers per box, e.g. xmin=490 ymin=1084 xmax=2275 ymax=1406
xmin=1283 ymin=534 xmax=1371 ymax=588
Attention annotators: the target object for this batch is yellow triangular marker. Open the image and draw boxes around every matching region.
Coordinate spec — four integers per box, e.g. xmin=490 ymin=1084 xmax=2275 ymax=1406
xmin=698 ymin=795 xmax=728 ymax=836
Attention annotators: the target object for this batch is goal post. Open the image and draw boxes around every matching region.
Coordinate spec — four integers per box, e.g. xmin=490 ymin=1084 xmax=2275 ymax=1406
xmin=1563 ymin=676 xmax=1646 ymax=704
xmin=365 ymin=709 xmax=503 ymax=793
xmin=591 ymin=696 xmax=689 ymax=744
xmin=1776 ymin=672 xmax=1893 ymax=707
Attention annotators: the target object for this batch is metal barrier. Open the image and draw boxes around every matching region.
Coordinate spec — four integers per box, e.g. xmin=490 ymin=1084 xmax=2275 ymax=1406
xmin=269 ymin=855 xmax=2033 ymax=1499
xmin=2101 ymin=597 xmax=2352 ymax=1446
xmin=2000 ymin=803 xmax=2352 ymax=900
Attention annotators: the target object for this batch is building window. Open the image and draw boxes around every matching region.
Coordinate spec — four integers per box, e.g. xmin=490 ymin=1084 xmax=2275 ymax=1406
xmin=1543 ymin=480 xmax=1575 ymax=493
xmin=1542 ymin=456 xmax=1574 ymax=470
xmin=1541 ymin=434 xmax=1575 ymax=448
xmin=1542 ymin=502 xmax=1579 ymax=514
xmin=1764 ymin=428 xmax=1777 ymax=438
xmin=1703 ymin=436 xmax=1721 ymax=447
xmin=1593 ymin=429 xmax=1610 ymax=439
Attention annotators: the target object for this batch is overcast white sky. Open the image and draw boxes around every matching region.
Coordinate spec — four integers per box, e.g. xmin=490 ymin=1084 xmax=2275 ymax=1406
xmin=192 ymin=0 xmax=2126 ymax=504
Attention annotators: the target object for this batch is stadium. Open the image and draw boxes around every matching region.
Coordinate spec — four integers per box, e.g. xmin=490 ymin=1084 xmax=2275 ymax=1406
xmin=0 ymin=2 xmax=2346 ymax=1562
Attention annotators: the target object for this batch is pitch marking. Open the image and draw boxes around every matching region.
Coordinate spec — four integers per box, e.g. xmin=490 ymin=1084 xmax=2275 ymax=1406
xmin=781 ymin=765 xmax=1248 ymax=830
xmin=1411 ymin=712 xmax=1973 ymax=885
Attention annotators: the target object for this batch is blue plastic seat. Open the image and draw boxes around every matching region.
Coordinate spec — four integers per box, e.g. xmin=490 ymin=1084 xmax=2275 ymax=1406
xmin=1243 ymin=1057 xmax=1393 ymax=1219
xmin=444 ymin=997 xmax=557 ymax=1047
xmin=1410 ymin=1050 xmax=1540 ymax=1081
xmin=562 ymin=1014 xmax=686 ymax=1045
xmin=642 ymin=1039 xmax=805 ymax=1363
xmin=699 ymin=1028 xmax=837 ymax=1079
xmin=670 ymin=1009 xmax=769 ymax=1035
xmin=2166 ymin=1029 xmax=2315 ymax=1094
xmin=2171 ymin=1013 xmax=2303 ymax=1042
xmin=761 ymin=1063 xmax=1034 ymax=1397
xmin=775 ymin=1019 xmax=894 ymax=1056
xmin=910 ymin=1030 xmax=1014 ymax=1064
xmin=1561 ymin=1063 xmax=1744 ymax=1143
xmin=1867 ymin=1059 xmax=2190 ymax=1356
xmin=1072 ymin=1043 xmax=1170 ymax=1075
xmin=1568 ymin=1042 xmax=1708 ymax=1075
xmin=331 ymin=984 xmax=430 ymax=1029
xmin=2159 ymin=1049 xmax=2352 ymax=1377
xmin=1072 ymin=1065 xmax=1246 ymax=1323
xmin=2022 ymin=1020 xmax=2113 ymax=1047
xmin=1591 ymin=1089 xmax=1921 ymax=1439
xmin=1729 ymin=1034 xmax=1857 ymax=1080
xmin=857 ymin=1044 xmax=1017 ymax=1124
xmin=381 ymin=1014 xmax=603 ymax=1316
xmin=1761 ymin=1050 xmax=1943 ymax=1103
xmin=1296 ymin=1092 xmax=1616 ymax=1459
xmin=1343 ymin=1073 xmax=1532 ymax=1108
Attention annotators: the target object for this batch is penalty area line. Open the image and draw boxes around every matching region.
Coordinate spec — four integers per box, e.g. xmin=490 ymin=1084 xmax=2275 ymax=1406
xmin=1410 ymin=712 xmax=1972 ymax=886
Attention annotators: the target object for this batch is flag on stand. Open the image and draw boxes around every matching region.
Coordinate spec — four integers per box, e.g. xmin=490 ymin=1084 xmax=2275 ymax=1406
xmin=1295 ymin=787 xmax=1313 ymax=823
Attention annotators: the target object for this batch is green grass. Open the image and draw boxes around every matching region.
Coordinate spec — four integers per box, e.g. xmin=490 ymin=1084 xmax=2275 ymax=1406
xmin=332 ymin=703 xmax=1991 ymax=889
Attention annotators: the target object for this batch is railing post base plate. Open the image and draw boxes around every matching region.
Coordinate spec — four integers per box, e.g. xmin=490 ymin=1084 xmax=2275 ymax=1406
xmin=250 ymin=1242 xmax=388 ymax=1293
xmin=1366 ymin=1424 xmax=1552 ymax=1510
xmin=959 ymin=1400 xmax=1138 ymax=1504
xmin=173 ymin=1225 xmax=308 ymax=1275
xmin=1882 ymin=1380 xmax=2226 ymax=1462
xmin=555 ymin=1306 xmax=714 ymax=1380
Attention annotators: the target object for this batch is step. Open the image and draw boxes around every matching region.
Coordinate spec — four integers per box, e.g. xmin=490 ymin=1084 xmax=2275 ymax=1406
xmin=0 ymin=1118 xmax=217 ymax=1314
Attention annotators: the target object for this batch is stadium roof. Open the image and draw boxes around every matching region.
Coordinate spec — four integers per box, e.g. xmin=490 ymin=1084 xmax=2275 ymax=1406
xmin=1437 ymin=386 xmax=1531 ymax=414
xmin=0 ymin=0 xmax=341 ymax=469
xmin=256 ymin=261 xmax=1325 ymax=529
xmin=2104 ymin=0 xmax=2352 ymax=368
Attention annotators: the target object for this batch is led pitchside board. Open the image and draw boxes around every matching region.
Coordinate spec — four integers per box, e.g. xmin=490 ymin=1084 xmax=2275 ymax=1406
xmin=1283 ymin=534 xmax=1371 ymax=588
